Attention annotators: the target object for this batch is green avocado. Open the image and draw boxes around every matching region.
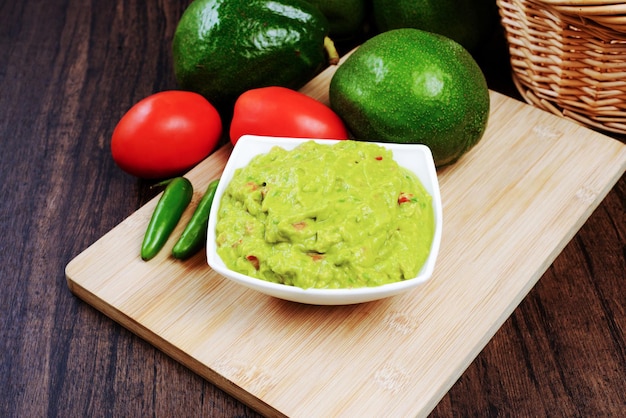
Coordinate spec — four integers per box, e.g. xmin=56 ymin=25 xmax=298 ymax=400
xmin=172 ymin=0 xmax=335 ymax=112
xmin=329 ymin=29 xmax=490 ymax=167
xmin=371 ymin=0 xmax=497 ymax=53
xmin=303 ymin=0 xmax=367 ymax=40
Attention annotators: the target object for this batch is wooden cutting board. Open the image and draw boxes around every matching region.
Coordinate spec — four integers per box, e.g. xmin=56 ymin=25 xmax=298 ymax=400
xmin=66 ymin=54 xmax=626 ymax=417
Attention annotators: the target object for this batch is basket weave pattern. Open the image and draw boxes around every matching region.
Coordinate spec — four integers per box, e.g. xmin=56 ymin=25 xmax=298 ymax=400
xmin=497 ymin=0 xmax=626 ymax=134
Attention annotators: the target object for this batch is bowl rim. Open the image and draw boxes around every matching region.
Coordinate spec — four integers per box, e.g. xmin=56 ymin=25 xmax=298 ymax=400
xmin=206 ymin=135 xmax=443 ymax=305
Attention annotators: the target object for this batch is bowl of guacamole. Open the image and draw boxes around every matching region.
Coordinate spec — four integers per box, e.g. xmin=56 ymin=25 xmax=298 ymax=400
xmin=207 ymin=135 xmax=442 ymax=305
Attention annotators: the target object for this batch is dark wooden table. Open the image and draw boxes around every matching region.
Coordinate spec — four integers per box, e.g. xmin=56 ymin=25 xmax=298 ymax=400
xmin=2 ymin=1 xmax=624 ymax=416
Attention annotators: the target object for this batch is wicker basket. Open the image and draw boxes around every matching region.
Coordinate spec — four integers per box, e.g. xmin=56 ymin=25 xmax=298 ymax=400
xmin=497 ymin=0 xmax=626 ymax=134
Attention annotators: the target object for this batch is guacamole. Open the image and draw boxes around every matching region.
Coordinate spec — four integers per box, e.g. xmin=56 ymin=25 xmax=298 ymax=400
xmin=215 ymin=140 xmax=435 ymax=289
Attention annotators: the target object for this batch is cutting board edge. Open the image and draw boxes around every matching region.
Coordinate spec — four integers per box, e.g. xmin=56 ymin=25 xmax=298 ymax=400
xmin=66 ymin=278 xmax=288 ymax=418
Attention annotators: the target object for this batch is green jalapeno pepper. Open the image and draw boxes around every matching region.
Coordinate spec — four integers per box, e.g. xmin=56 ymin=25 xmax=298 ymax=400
xmin=141 ymin=177 xmax=193 ymax=261
xmin=172 ymin=179 xmax=219 ymax=260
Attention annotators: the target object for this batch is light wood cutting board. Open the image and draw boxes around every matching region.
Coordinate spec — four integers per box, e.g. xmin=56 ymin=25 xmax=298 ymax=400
xmin=66 ymin=53 xmax=626 ymax=417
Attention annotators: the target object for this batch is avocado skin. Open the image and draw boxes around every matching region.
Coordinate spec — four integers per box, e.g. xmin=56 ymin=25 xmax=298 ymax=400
xmin=371 ymin=0 xmax=497 ymax=53
xmin=329 ymin=29 xmax=490 ymax=167
xmin=173 ymin=0 xmax=330 ymax=112
xmin=303 ymin=0 xmax=366 ymax=40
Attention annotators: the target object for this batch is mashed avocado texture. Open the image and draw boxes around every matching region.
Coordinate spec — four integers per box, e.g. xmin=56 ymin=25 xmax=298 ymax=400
xmin=215 ymin=140 xmax=435 ymax=289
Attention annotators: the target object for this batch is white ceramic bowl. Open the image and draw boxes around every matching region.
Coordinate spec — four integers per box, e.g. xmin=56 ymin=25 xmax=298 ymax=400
xmin=206 ymin=135 xmax=442 ymax=305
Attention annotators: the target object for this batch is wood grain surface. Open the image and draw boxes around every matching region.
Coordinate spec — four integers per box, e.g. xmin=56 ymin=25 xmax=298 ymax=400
xmin=2 ymin=1 xmax=625 ymax=417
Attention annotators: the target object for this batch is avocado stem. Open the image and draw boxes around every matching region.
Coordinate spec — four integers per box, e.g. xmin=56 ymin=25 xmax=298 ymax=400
xmin=324 ymin=36 xmax=340 ymax=65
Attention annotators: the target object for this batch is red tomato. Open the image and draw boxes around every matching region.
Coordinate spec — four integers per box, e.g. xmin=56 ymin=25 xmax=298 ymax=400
xmin=229 ymin=86 xmax=349 ymax=145
xmin=111 ymin=91 xmax=222 ymax=179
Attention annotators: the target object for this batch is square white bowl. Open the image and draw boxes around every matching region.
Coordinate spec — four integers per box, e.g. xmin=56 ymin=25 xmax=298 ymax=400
xmin=206 ymin=135 xmax=442 ymax=305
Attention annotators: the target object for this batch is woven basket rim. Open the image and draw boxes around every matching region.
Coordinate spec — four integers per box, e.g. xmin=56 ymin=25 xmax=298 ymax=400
xmin=498 ymin=0 xmax=626 ymax=135
xmin=530 ymin=0 xmax=626 ymax=32
xmin=513 ymin=74 xmax=626 ymax=135
xmin=540 ymin=0 xmax=626 ymax=6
